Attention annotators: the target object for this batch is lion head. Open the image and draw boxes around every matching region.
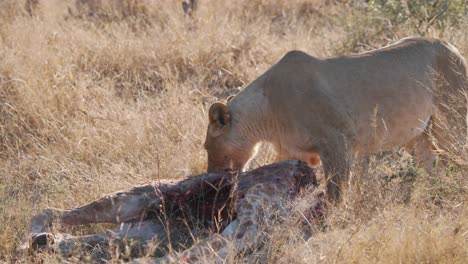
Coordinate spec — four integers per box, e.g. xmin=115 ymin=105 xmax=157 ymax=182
xmin=204 ymin=102 xmax=254 ymax=173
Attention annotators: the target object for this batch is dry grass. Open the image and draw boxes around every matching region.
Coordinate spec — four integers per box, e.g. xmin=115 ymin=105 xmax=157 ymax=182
xmin=0 ymin=0 xmax=466 ymax=263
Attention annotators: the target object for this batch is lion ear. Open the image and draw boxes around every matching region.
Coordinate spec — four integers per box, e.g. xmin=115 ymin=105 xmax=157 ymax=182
xmin=208 ymin=102 xmax=230 ymax=137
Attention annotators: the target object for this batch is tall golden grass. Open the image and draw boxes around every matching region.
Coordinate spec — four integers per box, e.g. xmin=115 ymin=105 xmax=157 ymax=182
xmin=0 ymin=0 xmax=466 ymax=262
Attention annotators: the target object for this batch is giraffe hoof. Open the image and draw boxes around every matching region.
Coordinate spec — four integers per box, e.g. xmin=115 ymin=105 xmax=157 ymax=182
xmin=30 ymin=233 xmax=55 ymax=250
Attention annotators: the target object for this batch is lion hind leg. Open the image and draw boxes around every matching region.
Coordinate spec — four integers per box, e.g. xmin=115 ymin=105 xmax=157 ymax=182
xmin=432 ymin=51 xmax=468 ymax=165
xmin=431 ymin=105 xmax=467 ymax=166
xmin=405 ymin=131 xmax=436 ymax=174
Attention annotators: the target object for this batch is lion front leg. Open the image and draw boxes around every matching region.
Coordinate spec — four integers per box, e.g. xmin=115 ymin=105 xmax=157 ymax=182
xmin=319 ymin=129 xmax=353 ymax=202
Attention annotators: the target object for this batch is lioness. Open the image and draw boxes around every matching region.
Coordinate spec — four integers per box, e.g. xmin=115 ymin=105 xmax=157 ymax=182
xmin=204 ymin=37 xmax=467 ymax=200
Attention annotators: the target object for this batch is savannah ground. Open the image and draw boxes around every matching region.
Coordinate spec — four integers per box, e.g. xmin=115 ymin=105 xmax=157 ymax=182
xmin=0 ymin=0 xmax=467 ymax=263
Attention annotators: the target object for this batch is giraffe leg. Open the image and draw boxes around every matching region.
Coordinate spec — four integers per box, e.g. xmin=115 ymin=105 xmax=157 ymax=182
xmin=221 ymin=219 xmax=238 ymax=238
xmin=20 ymin=184 xmax=162 ymax=256
xmin=50 ymin=221 xmax=166 ymax=257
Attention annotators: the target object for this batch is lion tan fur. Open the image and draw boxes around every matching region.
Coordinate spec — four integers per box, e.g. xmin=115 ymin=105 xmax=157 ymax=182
xmin=204 ymin=37 xmax=468 ymax=200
